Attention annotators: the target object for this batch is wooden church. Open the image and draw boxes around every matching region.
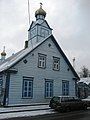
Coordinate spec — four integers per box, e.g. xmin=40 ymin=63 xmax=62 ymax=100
xmin=0 ymin=4 xmax=79 ymax=106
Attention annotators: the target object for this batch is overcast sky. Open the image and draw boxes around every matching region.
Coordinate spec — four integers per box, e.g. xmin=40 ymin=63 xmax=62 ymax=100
xmin=0 ymin=0 xmax=90 ymax=72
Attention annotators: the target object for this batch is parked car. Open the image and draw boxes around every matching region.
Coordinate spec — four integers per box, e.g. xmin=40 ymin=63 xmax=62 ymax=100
xmin=82 ymin=96 xmax=90 ymax=107
xmin=49 ymin=96 xmax=87 ymax=112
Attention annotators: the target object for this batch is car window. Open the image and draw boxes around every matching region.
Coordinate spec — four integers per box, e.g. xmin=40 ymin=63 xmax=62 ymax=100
xmin=52 ymin=97 xmax=60 ymax=102
xmin=61 ymin=97 xmax=69 ymax=102
xmin=68 ymin=97 xmax=74 ymax=101
xmin=61 ymin=97 xmax=75 ymax=102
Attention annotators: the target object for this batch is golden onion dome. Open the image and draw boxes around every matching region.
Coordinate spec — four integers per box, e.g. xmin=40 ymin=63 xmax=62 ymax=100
xmin=1 ymin=46 xmax=6 ymax=56
xmin=1 ymin=51 xmax=6 ymax=56
xmin=35 ymin=3 xmax=46 ymax=18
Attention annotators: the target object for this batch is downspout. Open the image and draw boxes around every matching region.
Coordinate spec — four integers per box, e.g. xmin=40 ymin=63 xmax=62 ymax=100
xmin=3 ymin=72 xmax=10 ymax=106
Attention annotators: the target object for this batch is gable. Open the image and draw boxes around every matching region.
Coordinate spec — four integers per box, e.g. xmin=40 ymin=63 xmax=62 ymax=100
xmin=41 ymin=20 xmax=52 ymax=30
xmin=30 ymin=35 xmax=79 ymax=80
xmin=0 ymin=34 xmax=79 ymax=80
xmin=28 ymin=21 xmax=35 ymax=31
xmin=14 ymin=35 xmax=79 ymax=80
xmin=28 ymin=20 xmax=52 ymax=31
xmin=8 ymin=37 xmax=72 ymax=78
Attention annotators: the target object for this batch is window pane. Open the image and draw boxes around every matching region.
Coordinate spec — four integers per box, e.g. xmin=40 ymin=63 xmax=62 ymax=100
xmin=29 ymin=82 xmax=31 ymax=87
xmin=28 ymin=87 xmax=31 ymax=91
xmin=25 ymin=87 xmax=27 ymax=91
xmin=25 ymin=81 xmax=27 ymax=86
xmin=28 ymin=92 xmax=31 ymax=97
xmin=24 ymin=92 xmax=27 ymax=97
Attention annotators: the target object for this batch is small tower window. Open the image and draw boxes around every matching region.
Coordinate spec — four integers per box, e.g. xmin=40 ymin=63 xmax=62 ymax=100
xmin=30 ymin=28 xmax=36 ymax=38
xmin=41 ymin=28 xmax=49 ymax=38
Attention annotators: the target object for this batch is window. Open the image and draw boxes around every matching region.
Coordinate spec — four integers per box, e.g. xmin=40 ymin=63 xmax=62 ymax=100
xmin=62 ymin=80 xmax=69 ymax=96
xmin=30 ymin=28 xmax=36 ymax=38
xmin=38 ymin=53 xmax=46 ymax=68
xmin=22 ymin=77 xmax=33 ymax=98
xmin=41 ymin=28 xmax=49 ymax=38
xmin=53 ymin=57 xmax=60 ymax=71
xmin=0 ymin=76 xmax=2 ymax=96
xmin=45 ymin=80 xmax=53 ymax=98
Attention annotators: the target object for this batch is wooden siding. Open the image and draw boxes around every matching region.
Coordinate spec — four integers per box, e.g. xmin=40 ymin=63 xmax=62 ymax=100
xmin=8 ymin=37 xmax=76 ymax=105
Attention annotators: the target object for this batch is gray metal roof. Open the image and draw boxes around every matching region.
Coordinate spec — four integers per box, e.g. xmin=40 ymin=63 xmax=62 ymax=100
xmin=0 ymin=35 xmax=51 ymax=73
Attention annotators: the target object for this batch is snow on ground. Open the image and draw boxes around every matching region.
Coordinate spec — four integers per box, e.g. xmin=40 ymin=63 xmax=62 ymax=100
xmin=0 ymin=105 xmax=49 ymax=113
xmin=82 ymin=96 xmax=90 ymax=101
xmin=79 ymin=77 xmax=90 ymax=85
xmin=0 ymin=109 xmax=56 ymax=119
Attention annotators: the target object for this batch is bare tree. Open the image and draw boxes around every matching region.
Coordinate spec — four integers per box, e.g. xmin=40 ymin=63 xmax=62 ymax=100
xmin=80 ymin=66 xmax=90 ymax=78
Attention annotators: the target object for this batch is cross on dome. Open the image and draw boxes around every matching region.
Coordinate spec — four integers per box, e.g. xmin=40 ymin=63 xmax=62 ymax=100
xmin=40 ymin=3 xmax=43 ymax=8
xmin=35 ymin=3 xmax=46 ymax=18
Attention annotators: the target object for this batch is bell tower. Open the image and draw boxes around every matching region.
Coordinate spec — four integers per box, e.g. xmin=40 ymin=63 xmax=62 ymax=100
xmin=28 ymin=3 xmax=52 ymax=48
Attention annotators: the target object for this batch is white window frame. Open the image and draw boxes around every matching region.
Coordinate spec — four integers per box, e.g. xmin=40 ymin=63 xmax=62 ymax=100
xmin=53 ymin=57 xmax=60 ymax=71
xmin=38 ymin=53 xmax=46 ymax=69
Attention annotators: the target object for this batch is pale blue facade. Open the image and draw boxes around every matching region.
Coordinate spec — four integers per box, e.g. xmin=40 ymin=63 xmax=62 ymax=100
xmin=0 ymin=5 xmax=79 ymax=106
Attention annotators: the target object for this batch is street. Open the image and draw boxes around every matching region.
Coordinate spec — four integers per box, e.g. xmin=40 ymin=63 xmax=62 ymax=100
xmin=1 ymin=109 xmax=90 ymax=120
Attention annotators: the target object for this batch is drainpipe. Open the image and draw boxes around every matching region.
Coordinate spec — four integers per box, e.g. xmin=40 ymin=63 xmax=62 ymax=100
xmin=3 ymin=72 xmax=10 ymax=106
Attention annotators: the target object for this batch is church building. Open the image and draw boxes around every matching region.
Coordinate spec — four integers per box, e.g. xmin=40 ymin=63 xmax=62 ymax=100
xmin=0 ymin=4 xmax=79 ymax=106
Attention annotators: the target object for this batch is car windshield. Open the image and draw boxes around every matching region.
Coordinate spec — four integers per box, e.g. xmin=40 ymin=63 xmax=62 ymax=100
xmin=52 ymin=97 xmax=60 ymax=102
